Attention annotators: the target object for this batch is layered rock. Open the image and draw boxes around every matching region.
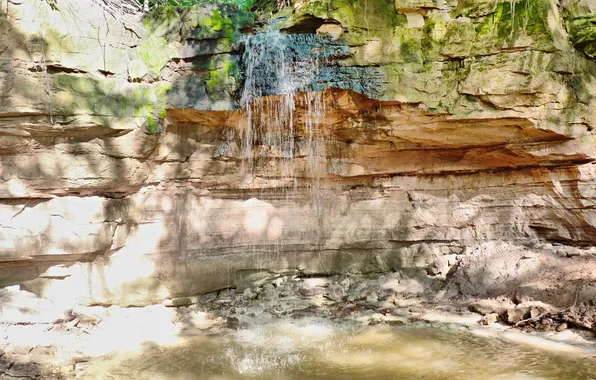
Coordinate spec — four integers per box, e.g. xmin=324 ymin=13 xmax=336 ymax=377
xmin=0 ymin=0 xmax=595 ymax=307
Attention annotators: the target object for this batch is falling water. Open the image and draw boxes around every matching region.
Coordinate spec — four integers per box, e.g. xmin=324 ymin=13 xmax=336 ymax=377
xmin=238 ymin=29 xmax=338 ymax=262
xmin=241 ymin=31 xmax=295 ymax=166
xmin=240 ymin=30 xmax=334 ymax=182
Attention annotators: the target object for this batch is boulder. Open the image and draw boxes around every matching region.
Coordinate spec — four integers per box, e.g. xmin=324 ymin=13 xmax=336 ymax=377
xmin=505 ymin=307 xmax=530 ymax=324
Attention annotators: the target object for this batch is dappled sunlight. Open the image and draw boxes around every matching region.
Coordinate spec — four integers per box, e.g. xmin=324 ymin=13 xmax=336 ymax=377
xmin=266 ymin=216 xmax=285 ymax=240
xmin=242 ymin=198 xmax=273 ymax=236
xmin=82 ymin=306 xmax=182 ymax=356
xmin=104 ymin=253 xmax=160 ymax=289
xmin=113 ymin=222 xmax=166 ymax=258
xmin=5 ymin=178 xmax=28 ymax=197
xmin=196 ymin=197 xmax=285 ymax=243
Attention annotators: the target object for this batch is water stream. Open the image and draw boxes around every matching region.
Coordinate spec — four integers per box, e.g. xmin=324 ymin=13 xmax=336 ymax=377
xmin=239 ymin=30 xmax=331 ymax=177
xmin=79 ymin=319 xmax=596 ymax=379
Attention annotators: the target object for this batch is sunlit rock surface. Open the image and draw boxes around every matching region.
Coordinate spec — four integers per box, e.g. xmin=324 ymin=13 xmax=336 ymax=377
xmin=0 ymin=0 xmax=595 ymax=307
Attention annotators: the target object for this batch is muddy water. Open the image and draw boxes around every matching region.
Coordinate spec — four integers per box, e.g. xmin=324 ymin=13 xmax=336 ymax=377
xmin=79 ymin=319 xmax=596 ymax=380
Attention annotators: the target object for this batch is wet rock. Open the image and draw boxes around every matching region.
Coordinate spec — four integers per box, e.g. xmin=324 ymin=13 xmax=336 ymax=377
xmin=298 ymin=286 xmax=326 ymax=297
xmin=245 ymin=306 xmax=265 ymax=317
xmin=468 ymin=298 xmax=516 ymax=316
xmin=218 ymin=289 xmax=236 ymax=299
xmin=197 ymin=292 xmax=218 ymax=304
xmin=242 ymin=288 xmax=258 ymax=301
xmin=325 ymin=284 xmax=345 ymax=302
xmin=368 ymin=317 xmax=383 ymax=326
xmin=163 ymin=296 xmax=201 ymax=307
xmin=381 ymin=278 xmax=426 ymax=295
xmin=365 ymin=291 xmax=380 ymax=304
xmin=540 ymin=317 xmax=553 ymax=326
xmin=505 ymin=307 xmax=530 ymax=324
xmin=225 ymin=317 xmax=241 ymax=330
xmin=338 ymin=277 xmax=354 ymax=291
xmin=345 ymin=281 xmax=367 ymax=302
xmin=559 ymin=303 xmax=596 ymax=331
xmin=480 ymin=313 xmax=499 ymax=325
xmin=375 ymin=300 xmax=396 ymax=311
xmin=556 ymin=322 xmax=568 ymax=332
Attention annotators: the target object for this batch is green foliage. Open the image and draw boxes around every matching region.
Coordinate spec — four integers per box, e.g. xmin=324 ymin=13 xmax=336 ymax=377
xmin=140 ymin=0 xmax=256 ymax=11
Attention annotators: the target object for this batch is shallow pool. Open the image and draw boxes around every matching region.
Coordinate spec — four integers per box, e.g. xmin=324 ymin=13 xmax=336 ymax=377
xmin=79 ymin=318 xmax=596 ymax=380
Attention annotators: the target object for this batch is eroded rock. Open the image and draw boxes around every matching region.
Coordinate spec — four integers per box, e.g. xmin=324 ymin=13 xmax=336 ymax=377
xmin=0 ymin=0 xmax=594 ymax=313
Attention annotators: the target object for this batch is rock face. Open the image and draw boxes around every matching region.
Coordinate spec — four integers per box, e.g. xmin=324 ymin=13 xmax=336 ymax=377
xmin=0 ymin=0 xmax=595 ymax=307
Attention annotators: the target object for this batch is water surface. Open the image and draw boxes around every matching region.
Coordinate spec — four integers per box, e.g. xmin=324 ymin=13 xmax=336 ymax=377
xmin=80 ymin=319 xmax=596 ymax=380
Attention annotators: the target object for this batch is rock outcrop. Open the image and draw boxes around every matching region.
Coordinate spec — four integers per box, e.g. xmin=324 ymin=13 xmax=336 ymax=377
xmin=0 ymin=0 xmax=595 ymax=307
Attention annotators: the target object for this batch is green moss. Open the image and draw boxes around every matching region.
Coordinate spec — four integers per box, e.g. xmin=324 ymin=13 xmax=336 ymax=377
xmin=193 ymin=7 xmax=239 ymax=42
xmin=44 ymin=28 xmax=75 ymax=56
xmin=206 ymin=69 xmax=224 ymax=91
xmin=147 ymin=115 xmax=160 ymax=133
xmin=473 ymin=0 xmax=552 ymax=52
xmin=567 ymin=16 xmax=596 ymax=57
xmin=118 ymin=82 xmax=172 ymax=133
xmin=145 ymin=6 xmax=183 ymax=42
xmin=294 ymin=0 xmax=401 ymax=35
xmin=400 ymin=38 xmax=422 ymax=63
xmin=421 ymin=14 xmax=447 ymax=61
xmin=204 ymin=55 xmax=238 ymax=99
xmin=158 ymin=108 xmax=168 ymax=119
xmin=139 ymin=34 xmax=174 ymax=79
xmin=441 ymin=20 xmax=475 ymax=58
xmin=452 ymin=0 xmax=498 ymax=18
xmin=51 ymin=73 xmax=169 ymax=134
xmin=206 ymin=10 xmax=228 ymax=34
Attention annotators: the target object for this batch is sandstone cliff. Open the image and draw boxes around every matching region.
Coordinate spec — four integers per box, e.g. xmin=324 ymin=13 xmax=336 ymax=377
xmin=0 ymin=0 xmax=595 ymax=307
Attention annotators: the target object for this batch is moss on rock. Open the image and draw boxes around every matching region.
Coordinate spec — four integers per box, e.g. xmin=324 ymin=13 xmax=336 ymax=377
xmin=567 ymin=16 xmax=596 ymax=57
xmin=473 ymin=0 xmax=553 ymax=53
xmin=441 ymin=19 xmax=476 ymax=58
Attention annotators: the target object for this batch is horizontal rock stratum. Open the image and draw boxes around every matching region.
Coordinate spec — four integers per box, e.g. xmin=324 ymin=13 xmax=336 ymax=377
xmin=0 ymin=0 xmax=595 ymax=307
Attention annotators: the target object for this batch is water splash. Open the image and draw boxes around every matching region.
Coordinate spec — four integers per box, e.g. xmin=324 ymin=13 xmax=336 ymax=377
xmin=226 ymin=319 xmax=335 ymax=375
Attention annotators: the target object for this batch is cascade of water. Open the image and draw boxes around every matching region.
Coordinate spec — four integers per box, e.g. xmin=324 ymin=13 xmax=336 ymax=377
xmin=240 ymin=31 xmax=329 ymax=182
xmin=241 ymin=31 xmax=294 ymax=167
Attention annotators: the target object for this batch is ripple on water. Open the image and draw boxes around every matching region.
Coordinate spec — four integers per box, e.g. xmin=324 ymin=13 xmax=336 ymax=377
xmin=79 ymin=319 xmax=596 ymax=380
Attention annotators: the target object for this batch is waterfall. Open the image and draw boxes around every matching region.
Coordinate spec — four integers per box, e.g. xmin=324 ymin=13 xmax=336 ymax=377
xmin=239 ymin=31 xmax=332 ymax=180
